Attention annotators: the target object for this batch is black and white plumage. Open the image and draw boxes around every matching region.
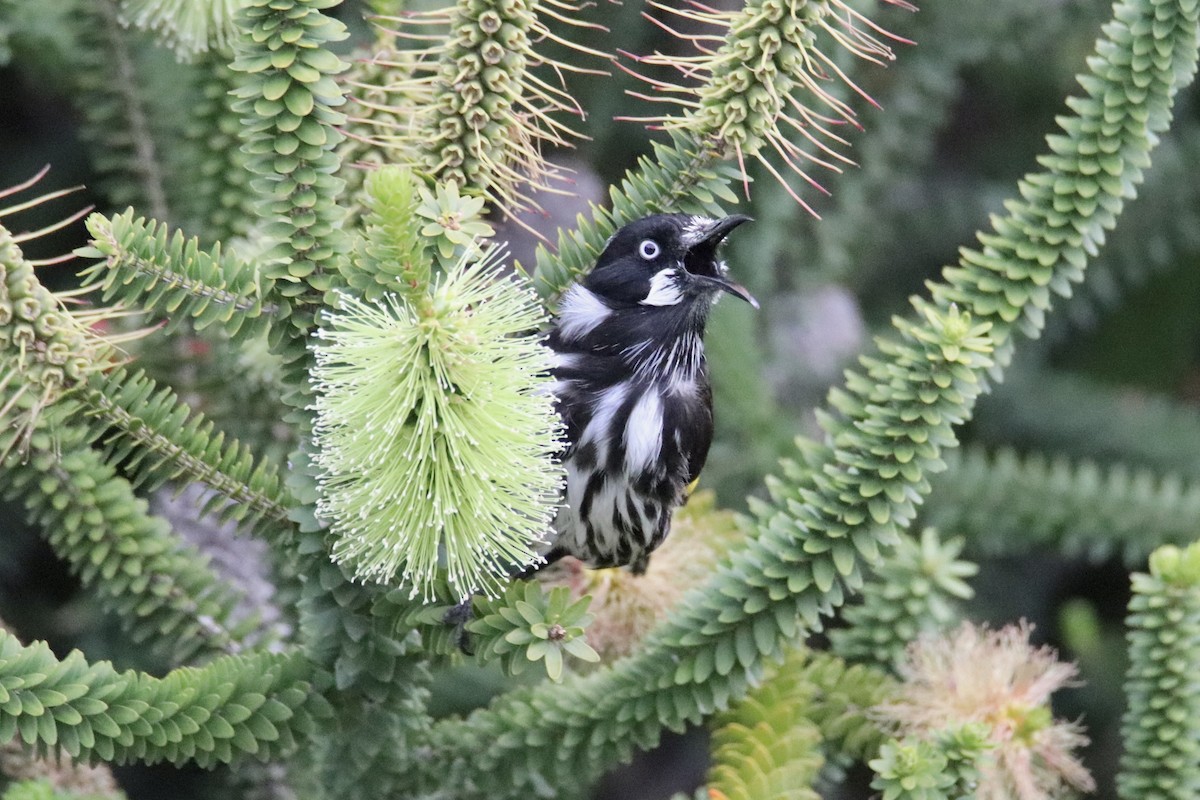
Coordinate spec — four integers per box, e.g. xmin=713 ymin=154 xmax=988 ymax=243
xmin=541 ymin=213 xmax=757 ymax=574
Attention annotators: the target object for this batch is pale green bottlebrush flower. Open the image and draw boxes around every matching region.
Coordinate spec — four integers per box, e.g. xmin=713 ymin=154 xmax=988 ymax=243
xmin=311 ymin=248 xmax=562 ymax=600
xmin=121 ymin=0 xmax=250 ymax=59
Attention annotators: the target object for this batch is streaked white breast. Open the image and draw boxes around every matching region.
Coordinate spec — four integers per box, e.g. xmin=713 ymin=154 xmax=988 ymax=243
xmin=622 ymin=390 xmax=663 ymax=474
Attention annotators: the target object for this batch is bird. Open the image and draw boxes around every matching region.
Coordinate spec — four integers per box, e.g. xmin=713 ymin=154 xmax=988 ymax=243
xmin=443 ymin=213 xmax=755 ymax=650
xmin=537 ymin=212 xmax=757 ymax=575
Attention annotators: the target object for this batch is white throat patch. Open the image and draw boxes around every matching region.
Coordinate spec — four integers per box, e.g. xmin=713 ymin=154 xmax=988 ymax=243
xmin=640 ymin=269 xmax=683 ymax=307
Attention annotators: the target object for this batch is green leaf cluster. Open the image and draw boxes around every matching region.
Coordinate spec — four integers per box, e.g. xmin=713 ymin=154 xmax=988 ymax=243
xmin=2 ymin=223 xmax=255 ymax=661
xmin=177 ymin=53 xmax=256 ymax=244
xmin=925 ymin=445 xmax=1200 ymax=563
xmin=0 ymin=632 xmax=327 ymax=767
xmin=229 ymin=0 xmax=349 ymax=315
xmin=77 ymin=210 xmax=275 ymax=339
xmin=706 ymin=648 xmax=825 ymax=800
xmin=469 ymin=584 xmax=599 ymax=681
xmin=345 ymin=166 xmax=429 ymax=300
xmin=1 ymin=780 xmax=118 ymax=800
xmin=80 ymin=365 xmax=292 ymax=535
xmin=1118 ymin=542 xmax=1200 ymax=799
xmin=66 ymin=0 xmax=176 ymax=222
xmin=869 ymin=725 xmax=990 ymax=800
xmin=830 ymin=528 xmax=977 ymax=671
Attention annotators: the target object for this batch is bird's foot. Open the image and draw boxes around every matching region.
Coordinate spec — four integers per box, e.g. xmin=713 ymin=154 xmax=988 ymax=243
xmin=442 ymin=597 xmax=475 ymax=655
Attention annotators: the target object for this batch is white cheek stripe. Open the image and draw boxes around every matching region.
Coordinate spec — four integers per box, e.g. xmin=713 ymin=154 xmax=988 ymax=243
xmin=557 ymin=285 xmax=612 ymax=340
xmin=640 ymin=269 xmax=683 ymax=307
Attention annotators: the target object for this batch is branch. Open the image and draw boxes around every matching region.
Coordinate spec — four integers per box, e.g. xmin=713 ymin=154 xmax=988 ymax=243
xmin=71 ymin=0 xmax=172 ymax=221
xmin=0 ymin=633 xmax=327 ymax=767
xmin=1 ymin=219 xmax=269 ymax=661
xmin=83 ymin=366 xmax=294 ymax=535
xmin=78 ymin=210 xmax=277 ymax=340
xmin=974 ymin=367 xmax=1200 ymax=479
xmin=1117 ymin=543 xmax=1200 ymax=799
xmin=229 ymin=0 xmax=349 ymax=336
xmin=925 ymin=445 xmax=1200 ymax=564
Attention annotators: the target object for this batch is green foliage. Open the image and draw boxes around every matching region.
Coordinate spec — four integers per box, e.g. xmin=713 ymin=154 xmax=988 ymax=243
xmin=344 ymin=166 xmax=430 ymax=301
xmin=925 ymin=445 xmax=1200 ymax=563
xmin=1118 ymin=542 xmax=1200 ymax=799
xmin=67 ymin=0 xmax=176 ymax=222
xmin=975 ymin=366 xmax=1200 ymax=477
xmin=530 ymin=0 xmax=911 ymax=297
xmin=830 ymin=528 xmax=977 ymax=671
xmin=799 ymin=651 xmax=895 ymax=760
xmin=2 ymin=0 xmax=1200 ymax=795
xmin=468 ymin=584 xmax=599 ymax=682
xmin=675 ymin=643 xmax=899 ymax=784
xmin=2 ymin=220 xmax=256 ymax=662
xmin=1046 ymin=127 xmax=1200 ymax=341
xmin=0 ymin=632 xmax=328 ymax=767
xmin=869 ymin=725 xmax=990 ymax=800
xmin=176 ymin=52 xmax=256 ymax=244
xmin=229 ymin=0 xmax=349 ymax=312
xmin=2 ymin=408 xmax=266 ymax=662
xmin=343 ymin=165 xmax=497 ymax=300
xmin=869 ymin=738 xmax=957 ymax=800
xmin=414 ymin=181 xmax=495 ymax=268
xmin=80 ymin=365 xmax=293 ymax=534
xmin=78 ymin=210 xmax=276 ymax=340
xmin=706 ymin=648 xmax=825 ymax=800
xmin=1 ymin=780 xmax=118 ymax=800
xmin=307 ymin=619 xmax=431 ymax=799
xmin=372 ymin=0 xmax=592 ymax=214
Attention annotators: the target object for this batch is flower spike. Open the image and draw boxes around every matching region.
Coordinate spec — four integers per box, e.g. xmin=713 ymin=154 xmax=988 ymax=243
xmin=627 ymin=0 xmax=912 ymax=209
xmin=311 ymin=246 xmax=563 ymax=600
xmin=349 ymin=0 xmax=612 ymax=218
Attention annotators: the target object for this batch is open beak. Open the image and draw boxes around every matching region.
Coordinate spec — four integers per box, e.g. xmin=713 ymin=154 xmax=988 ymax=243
xmin=687 ymin=215 xmax=759 ymax=310
xmin=713 ymin=278 xmax=760 ymax=310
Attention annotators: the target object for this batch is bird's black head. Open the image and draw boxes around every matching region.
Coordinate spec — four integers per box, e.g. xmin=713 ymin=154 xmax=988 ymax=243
xmin=583 ymin=214 xmax=757 ymax=311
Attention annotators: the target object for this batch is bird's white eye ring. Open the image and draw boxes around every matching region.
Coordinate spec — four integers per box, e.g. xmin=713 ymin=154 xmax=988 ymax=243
xmin=639 ymin=239 xmax=660 ymax=260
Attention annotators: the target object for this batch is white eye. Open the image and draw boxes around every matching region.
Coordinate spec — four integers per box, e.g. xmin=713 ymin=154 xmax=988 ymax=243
xmin=638 ymin=239 xmax=661 ymax=260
